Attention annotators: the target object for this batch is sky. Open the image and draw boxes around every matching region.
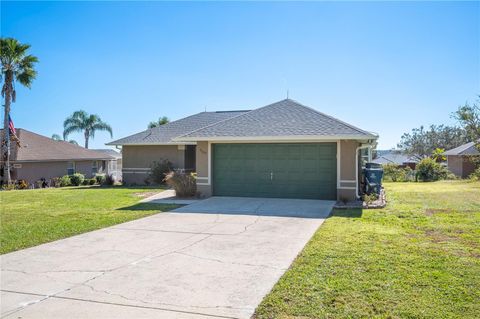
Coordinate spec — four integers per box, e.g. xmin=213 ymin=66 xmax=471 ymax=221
xmin=1 ymin=1 xmax=479 ymax=150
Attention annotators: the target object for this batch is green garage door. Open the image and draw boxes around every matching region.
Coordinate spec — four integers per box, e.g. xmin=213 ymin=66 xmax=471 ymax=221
xmin=212 ymin=143 xmax=337 ymax=200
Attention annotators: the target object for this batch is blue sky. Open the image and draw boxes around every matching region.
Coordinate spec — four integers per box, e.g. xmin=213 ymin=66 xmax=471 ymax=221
xmin=1 ymin=1 xmax=479 ymax=149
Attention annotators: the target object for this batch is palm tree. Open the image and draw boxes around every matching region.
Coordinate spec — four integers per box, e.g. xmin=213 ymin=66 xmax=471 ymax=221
xmin=52 ymin=133 xmax=78 ymax=145
xmin=63 ymin=111 xmax=112 ymax=149
xmin=1 ymin=38 xmax=38 ymax=185
xmin=148 ymin=116 xmax=169 ymax=129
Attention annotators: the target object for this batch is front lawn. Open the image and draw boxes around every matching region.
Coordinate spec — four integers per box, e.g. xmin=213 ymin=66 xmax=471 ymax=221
xmin=255 ymin=180 xmax=480 ymax=318
xmin=0 ymin=186 xmax=177 ymax=254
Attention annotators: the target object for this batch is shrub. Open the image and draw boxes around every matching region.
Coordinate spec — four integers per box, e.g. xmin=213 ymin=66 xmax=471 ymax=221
xmin=164 ymin=171 xmax=197 ymax=197
xmin=383 ymin=164 xmax=414 ymax=182
xmin=81 ymin=179 xmax=89 ymax=186
xmin=50 ymin=177 xmax=61 ymax=188
xmin=2 ymin=183 xmax=16 ymax=191
xmin=95 ymin=174 xmax=106 ymax=185
xmin=69 ymin=173 xmax=85 ymax=186
xmin=103 ymin=174 xmax=116 ymax=186
xmin=469 ymin=167 xmax=480 ymax=181
xmin=59 ymin=175 xmax=72 ymax=187
xmin=416 ymin=158 xmax=450 ymax=182
xmin=150 ymin=159 xmax=173 ymax=184
xmin=17 ymin=179 xmax=28 ymax=189
xmin=363 ymin=193 xmax=378 ymax=205
xmin=88 ymin=178 xmax=96 ymax=185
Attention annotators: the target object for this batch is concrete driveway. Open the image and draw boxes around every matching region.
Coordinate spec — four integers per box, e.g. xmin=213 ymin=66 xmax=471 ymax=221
xmin=1 ymin=197 xmax=334 ymax=319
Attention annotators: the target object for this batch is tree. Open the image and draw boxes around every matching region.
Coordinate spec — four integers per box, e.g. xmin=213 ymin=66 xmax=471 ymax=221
xmin=398 ymin=125 xmax=467 ymax=158
xmin=148 ymin=116 xmax=169 ymax=129
xmin=63 ymin=111 xmax=112 ymax=149
xmin=1 ymin=38 xmax=38 ymax=185
xmin=431 ymin=148 xmax=446 ymax=162
xmin=452 ymin=96 xmax=480 ymax=141
xmin=52 ymin=133 xmax=78 ymax=145
xmin=51 ymin=134 xmax=62 ymax=141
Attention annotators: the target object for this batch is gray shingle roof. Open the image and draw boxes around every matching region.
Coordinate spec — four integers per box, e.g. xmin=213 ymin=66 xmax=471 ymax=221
xmin=175 ymin=99 xmax=377 ymax=141
xmin=107 ymin=111 xmax=249 ymax=145
xmin=444 ymin=141 xmax=480 ymax=156
xmin=372 ymin=152 xmax=419 ymax=165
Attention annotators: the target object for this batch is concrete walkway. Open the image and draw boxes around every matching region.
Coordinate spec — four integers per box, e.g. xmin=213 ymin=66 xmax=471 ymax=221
xmin=1 ymin=197 xmax=334 ymax=319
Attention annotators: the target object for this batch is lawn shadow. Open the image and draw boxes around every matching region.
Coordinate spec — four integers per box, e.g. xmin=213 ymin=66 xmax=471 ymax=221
xmin=331 ymin=208 xmax=363 ymax=218
xmin=117 ymin=203 xmax=181 ymax=211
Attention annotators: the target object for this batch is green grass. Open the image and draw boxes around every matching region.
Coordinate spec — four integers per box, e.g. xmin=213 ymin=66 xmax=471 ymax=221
xmin=255 ymin=180 xmax=480 ymax=319
xmin=0 ymin=186 xmax=178 ymax=254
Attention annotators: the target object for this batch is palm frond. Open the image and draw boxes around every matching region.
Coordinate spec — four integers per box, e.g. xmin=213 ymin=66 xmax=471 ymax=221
xmin=91 ymin=121 xmax=113 ymax=138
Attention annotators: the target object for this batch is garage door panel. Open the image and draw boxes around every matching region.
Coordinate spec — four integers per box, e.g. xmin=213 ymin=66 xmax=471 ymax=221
xmin=213 ymin=143 xmax=337 ymax=200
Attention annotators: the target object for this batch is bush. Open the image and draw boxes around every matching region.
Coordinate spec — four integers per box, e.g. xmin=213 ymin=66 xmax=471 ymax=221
xmin=2 ymin=183 xmax=16 ymax=191
xmin=95 ymin=174 xmax=106 ymax=185
xmin=103 ymin=174 xmax=116 ymax=186
xmin=416 ymin=158 xmax=450 ymax=182
xmin=50 ymin=177 xmax=61 ymax=188
xmin=150 ymin=159 xmax=173 ymax=184
xmin=469 ymin=167 xmax=480 ymax=181
xmin=17 ymin=179 xmax=28 ymax=189
xmin=88 ymin=178 xmax=96 ymax=185
xmin=383 ymin=164 xmax=414 ymax=182
xmin=363 ymin=193 xmax=378 ymax=205
xmin=164 ymin=171 xmax=197 ymax=197
xmin=59 ymin=175 xmax=72 ymax=187
xmin=69 ymin=173 xmax=85 ymax=186
xmin=81 ymin=179 xmax=89 ymax=186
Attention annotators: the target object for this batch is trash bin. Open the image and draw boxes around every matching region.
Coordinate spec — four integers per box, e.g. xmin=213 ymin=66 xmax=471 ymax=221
xmin=363 ymin=163 xmax=383 ymax=195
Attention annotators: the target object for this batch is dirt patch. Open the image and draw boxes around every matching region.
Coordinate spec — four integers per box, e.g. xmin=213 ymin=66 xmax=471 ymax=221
xmin=424 ymin=230 xmax=458 ymax=243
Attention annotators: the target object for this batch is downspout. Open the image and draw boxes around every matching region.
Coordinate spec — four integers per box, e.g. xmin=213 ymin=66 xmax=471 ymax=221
xmin=355 ymin=143 xmax=373 ymax=199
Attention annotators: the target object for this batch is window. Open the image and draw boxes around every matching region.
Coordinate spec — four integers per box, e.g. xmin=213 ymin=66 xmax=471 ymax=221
xmin=67 ymin=162 xmax=75 ymax=175
xmin=92 ymin=161 xmax=98 ymax=175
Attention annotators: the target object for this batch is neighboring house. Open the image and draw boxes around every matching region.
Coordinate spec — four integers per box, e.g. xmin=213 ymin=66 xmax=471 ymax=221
xmin=444 ymin=141 xmax=479 ymax=178
xmin=372 ymin=151 xmax=419 ymax=169
xmin=0 ymin=129 xmax=114 ymax=184
xmin=109 ymin=99 xmax=378 ymax=200
xmin=92 ymin=149 xmax=122 ymax=181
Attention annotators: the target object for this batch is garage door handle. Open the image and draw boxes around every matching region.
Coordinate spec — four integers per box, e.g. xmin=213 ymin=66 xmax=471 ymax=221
xmin=270 ymin=172 xmax=273 ymax=180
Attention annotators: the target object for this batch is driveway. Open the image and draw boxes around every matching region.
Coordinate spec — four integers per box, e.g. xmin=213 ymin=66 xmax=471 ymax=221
xmin=1 ymin=197 xmax=334 ymax=319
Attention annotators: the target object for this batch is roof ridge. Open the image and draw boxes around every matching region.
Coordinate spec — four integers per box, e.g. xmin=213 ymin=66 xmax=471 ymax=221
xmin=174 ymin=109 xmax=258 ymax=140
xmin=286 ymin=98 xmax=378 ymax=137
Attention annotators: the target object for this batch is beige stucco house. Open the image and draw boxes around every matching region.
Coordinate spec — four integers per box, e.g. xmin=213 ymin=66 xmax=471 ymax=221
xmin=0 ymin=129 xmax=115 ymax=184
xmin=108 ymin=99 xmax=378 ymax=200
xmin=444 ymin=141 xmax=479 ymax=178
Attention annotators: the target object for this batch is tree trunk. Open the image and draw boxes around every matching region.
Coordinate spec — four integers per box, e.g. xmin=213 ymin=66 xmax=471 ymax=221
xmin=2 ymin=72 xmax=13 ymax=185
xmin=84 ymin=130 xmax=89 ymax=149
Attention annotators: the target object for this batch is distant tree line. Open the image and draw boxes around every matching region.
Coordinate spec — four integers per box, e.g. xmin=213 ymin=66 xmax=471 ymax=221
xmin=398 ymin=96 xmax=480 ymax=158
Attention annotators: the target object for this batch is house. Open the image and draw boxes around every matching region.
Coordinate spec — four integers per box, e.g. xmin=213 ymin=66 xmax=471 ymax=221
xmin=108 ymin=99 xmax=378 ymax=200
xmin=92 ymin=149 xmax=122 ymax=181
xmin=0 ymin=129 xmax=115 ymax=184
xmin=444 ymin=141 xmax=479 ymax=178
xmin=372 ymin=151 xmax=418 ymax=169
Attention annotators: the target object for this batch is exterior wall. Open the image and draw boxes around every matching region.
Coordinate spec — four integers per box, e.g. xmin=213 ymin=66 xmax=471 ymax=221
xmin=13 ymin=160 xmax=100 ymax=183
xmin=462 ymin=157 xmax=476 ymax=178
xmin=447 ymin=155 xmax=463 ymax=177
xmin=195 ymin=141 xmax=212 ymax=197
xmin=338 ymin=140 xmax=360 ymax=201
xmin=122 ymin=145 xmax=185 ymax=185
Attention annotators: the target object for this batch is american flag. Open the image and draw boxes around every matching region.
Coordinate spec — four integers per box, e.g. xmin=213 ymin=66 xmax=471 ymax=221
xmin=8 ymin=115 xmax=16 ymax=136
